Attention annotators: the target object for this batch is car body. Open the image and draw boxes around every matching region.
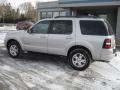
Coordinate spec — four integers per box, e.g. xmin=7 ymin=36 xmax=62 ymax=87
xmin=4 ymin=16 xmax=116 ymax=71
xmin=16 ymin=21 xmax=33 ymax=30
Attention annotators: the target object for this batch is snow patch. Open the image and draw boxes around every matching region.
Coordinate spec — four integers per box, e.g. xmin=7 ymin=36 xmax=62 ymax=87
xmin=0 ymin=32 xmax=6 ymax=44
xmin=0 ymin=26 xmax=16 ymax=31
xmin=0 ymin=65 xmax=14 ymax=71
xmin=47 ymin=84 xmax=65 ymax=90
xmin=5 ymin=80 xmax=17 ymax=90
xmin=89 ymin=52 xmax=120 ymax=82
xmin=90 ymin=61 xmax=120 ymax=81
xmin=19 ymin=72 xmax=46 ymax=88
xmin=73 ymin=77 xmax=112 ymax=90
xmin=110 ymin=52 xmax=120 ymax=71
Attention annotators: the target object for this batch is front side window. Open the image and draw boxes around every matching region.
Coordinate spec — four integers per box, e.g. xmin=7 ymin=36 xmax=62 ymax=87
xmin=49 ymin=20 xmax=72 ymax=34
xmin=80 ymin=20 xmax=108 ymax=35
xmin=31 ymin=21 xmax=50 ymax=34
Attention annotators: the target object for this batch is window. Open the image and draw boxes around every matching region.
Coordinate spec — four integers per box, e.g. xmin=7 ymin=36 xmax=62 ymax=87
xmin=49 ymin=20 xmax=72 ymax=34
xmin=53 ymin=12 xmax=59 ymax=17
xmin=41 ymin=12 xmax=47 ymax=19
xmin=31 ymin=21 xmax=50 ymax=34
xmin=60 ymin=11 xmax=66 ymax=16
xmin=40 ymin=12 xmax=42 ymax=19
xmin=47 ymin=12 xmax=53 ymax=18
xmin=80 ymin=20 xmax=108 ymax=35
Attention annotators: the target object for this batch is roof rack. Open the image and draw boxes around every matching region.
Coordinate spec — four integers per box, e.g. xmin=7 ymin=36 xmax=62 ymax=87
xmin=55 ymin=16 xmax=98 ymax=18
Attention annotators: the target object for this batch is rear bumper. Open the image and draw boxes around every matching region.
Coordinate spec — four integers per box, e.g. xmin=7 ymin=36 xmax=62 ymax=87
xmin=100 ymin=48 xmax=117 ymax=61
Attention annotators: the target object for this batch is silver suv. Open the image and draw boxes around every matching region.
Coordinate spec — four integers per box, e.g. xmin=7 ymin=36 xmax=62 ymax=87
xmin=4 ymin=16 xmax=116 ymax=71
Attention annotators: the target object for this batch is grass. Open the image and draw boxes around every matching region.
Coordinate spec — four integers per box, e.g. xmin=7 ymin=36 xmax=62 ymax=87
xmin=116 ymin=38 xmax=120 ymax=46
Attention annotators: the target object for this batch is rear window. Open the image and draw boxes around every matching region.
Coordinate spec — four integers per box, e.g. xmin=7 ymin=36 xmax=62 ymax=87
xmin=80 ymin=20 xmax=108 ymax=36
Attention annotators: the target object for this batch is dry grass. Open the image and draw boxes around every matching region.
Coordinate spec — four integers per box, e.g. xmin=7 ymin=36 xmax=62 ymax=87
xmin=116 ymin=38 xmax=120 ymax=46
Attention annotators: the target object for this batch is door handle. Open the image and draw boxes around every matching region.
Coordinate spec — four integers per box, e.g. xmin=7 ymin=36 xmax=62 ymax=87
xmin=66 ymin=36 xmax=72 ymax=39
xmin=40 ymin=36 xmax=46 ymax=38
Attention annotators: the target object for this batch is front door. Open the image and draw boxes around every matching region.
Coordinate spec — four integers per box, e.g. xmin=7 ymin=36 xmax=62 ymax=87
xmin=23 ymin=20 xmax=50 ymax=53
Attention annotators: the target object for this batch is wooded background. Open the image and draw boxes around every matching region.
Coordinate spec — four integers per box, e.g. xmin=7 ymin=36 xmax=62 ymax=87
xmin=0 ymin=2 xmax=37 ymax=23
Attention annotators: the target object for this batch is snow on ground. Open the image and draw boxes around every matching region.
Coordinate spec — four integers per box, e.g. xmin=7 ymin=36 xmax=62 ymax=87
xmin=110 ymin=52 xmax=120 ymax=71
xmin=0 ymin=31 xmax=120 ymax=90
xmin=0 ymin=25 xmax=16 ymax=44
xmin=0 ymin=26 xmax=16 ymax=31
xmin=0 ymin=48 xmax=120 ymax=90
xmin=0 ymin=29 xmax=16 ymax=46
xmin=0 ymin=32 xmax=6 ymax=44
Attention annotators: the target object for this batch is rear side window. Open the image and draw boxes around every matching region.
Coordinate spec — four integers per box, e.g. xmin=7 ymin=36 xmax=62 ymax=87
xmin=80 ymin=20 xmax=108 ymax=35
xmin=49 ymin=20 xmax=72 ymax=34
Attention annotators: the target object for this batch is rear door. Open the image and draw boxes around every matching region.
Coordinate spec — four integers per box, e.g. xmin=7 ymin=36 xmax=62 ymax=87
xmin=47 ymin=20 xmax=75 ymax=55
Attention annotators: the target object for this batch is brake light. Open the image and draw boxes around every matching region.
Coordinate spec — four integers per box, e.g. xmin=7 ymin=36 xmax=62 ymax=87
xmin=103 ymin=39 xmax=111 ymax=49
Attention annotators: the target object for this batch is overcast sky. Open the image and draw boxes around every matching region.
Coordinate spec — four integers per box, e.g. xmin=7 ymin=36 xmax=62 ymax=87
xmin=2 ymin=0 xmax=57 ymax=8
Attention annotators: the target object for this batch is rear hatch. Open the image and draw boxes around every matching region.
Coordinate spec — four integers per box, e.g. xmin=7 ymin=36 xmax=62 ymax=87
xmin=79 ymin=19 xmax=115 ymax=59
xmin=104 ymin=20 xmax=115 ymax=49
xmin=80 ymin=19 xmax=115 ymax=49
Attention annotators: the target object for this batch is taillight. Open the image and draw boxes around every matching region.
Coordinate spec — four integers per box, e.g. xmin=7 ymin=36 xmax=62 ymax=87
xmin=103 ymin=39 xmax=111 ymax=49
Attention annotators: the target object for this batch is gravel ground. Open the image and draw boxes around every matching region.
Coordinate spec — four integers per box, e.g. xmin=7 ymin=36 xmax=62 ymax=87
xmin=0 ymin=32 xmax=120 ymax=90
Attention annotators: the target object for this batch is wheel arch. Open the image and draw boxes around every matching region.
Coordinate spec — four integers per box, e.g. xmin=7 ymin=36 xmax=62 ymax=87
xmin=67 ymin=45 xmax=93 ymax=59
xmin=6 ymin=39 xmax=22 ymax=49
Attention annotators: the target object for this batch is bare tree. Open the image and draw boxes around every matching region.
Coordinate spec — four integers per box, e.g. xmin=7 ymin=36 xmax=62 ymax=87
xmin=18 ymin=2 xmax=37 ymax=22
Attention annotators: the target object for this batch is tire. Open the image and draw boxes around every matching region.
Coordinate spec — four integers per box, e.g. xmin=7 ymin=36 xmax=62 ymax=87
xmin=68 ymin=49 xmax=91 ymax=71
xmin=7 ymin=41 xmax=23 ymax=58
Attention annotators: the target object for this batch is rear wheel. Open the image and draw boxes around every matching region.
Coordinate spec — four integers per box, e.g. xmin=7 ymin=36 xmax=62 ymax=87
xmin=68 ymin=49 xmax=91 ymax=71
xmin=7 ymin=41 xmax=23 ymax=58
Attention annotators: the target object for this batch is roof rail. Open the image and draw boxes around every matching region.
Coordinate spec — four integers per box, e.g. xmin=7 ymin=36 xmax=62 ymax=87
xmin=55 ymin=16 xmax=98 ymax=18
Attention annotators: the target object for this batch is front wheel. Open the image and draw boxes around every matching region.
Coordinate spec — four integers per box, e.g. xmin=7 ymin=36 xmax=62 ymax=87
xmin=7 ymin=41 xmax=23 ymax=58
xmin=68 ymin=49 xmax=91 ymax=71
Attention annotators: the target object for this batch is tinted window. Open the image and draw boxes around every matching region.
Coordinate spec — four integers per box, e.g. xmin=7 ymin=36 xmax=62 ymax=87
xmin=49 ymin=20 xmax=72 ymax=34
xmin=31 ymin=21 xmax=50 ymax=34
xmin=80 ymin=20 xmax=108 ymax=35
